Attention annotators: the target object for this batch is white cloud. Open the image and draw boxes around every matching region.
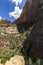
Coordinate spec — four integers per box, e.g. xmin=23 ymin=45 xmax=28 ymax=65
xmin=9 ymin=6 xmax=22 ymax=19
xmin=0 ymin=16 xmax=2 ymax=20
xmin=9 ymin=0 xmax=23 ymax=19
xmin=10 ymin=0 xmax=22 ymax=6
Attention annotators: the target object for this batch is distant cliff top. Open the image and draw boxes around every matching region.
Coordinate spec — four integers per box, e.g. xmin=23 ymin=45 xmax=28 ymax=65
xmin=0 ymin=20 xmax=12 ymax=27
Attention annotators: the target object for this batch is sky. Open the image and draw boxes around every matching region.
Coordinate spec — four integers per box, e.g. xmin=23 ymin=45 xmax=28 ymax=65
xmin=0 ymin=0 xmax=26 ymax=22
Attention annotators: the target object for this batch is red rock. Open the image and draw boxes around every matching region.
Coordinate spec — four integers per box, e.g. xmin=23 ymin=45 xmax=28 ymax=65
xmin=0 ymin=20 xmax=11 ymax=27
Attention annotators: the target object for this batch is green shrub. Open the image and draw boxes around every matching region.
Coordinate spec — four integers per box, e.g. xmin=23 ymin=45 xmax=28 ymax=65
xmin=36 ymin=59 xmax=41 ymax=65
xmin=0 ymin=48 xmax=24 ymax=64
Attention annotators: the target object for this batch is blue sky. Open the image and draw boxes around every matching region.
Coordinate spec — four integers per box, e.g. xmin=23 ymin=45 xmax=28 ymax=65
xmin=0 ymin=0 xmax=26 ymax=22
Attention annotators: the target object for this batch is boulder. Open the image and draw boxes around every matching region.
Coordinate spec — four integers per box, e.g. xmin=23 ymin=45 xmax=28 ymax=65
xmin=5 ymin=55 xmax=25 ymax=65
xmin=0 ymin=63 xmax=3 ymax=65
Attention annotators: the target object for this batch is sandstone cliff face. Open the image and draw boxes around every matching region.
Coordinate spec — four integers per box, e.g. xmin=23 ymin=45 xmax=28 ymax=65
xmin=0 ymin=20 xmax=20 ymax=51
xmin=0 ymin=19 xmax=27 ymax=51
xmin=0 ymin=20 xmax=11 ymax=27
xmin=16 ymin=0 xmax=41 ymax=32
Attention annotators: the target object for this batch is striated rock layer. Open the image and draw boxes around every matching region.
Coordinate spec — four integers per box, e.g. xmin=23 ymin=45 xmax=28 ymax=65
xmin=0 ymin=19 xmax=19 ymax=51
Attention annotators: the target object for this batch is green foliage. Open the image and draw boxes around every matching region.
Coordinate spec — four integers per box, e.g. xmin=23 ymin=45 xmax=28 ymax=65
xmin=0 ymin=29 xmax=29 ymax=64
xmin=1 ymin=58 xmax=7 ymax=64
xmin=28 ymin=58 xmax=32 ymax=65
xmin=36 ymin=59 xmax=41 ymax=65
xmin=0 ymin=48 xmax=24 ymax=64
xmin=26 ymin=57 xmax=33 ymax=65
xmin=9 ymin=30 xmax=29 ymax=50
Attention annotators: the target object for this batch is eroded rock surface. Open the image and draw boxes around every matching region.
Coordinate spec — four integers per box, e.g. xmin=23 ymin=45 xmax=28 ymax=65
xmin=5 ymin=55 xmax=25 ymax=65
xmin=15 ymin=0 xmax=43 ymax=61
xmin=23 ymin=13 xmax=43 ymax=61
xmin=16 ymin=0 xmax=41 ymax=32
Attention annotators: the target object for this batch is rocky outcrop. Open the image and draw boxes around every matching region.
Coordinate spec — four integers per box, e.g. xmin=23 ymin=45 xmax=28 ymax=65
xmin=5 ymin=55 xmax=25 ymax=65
xmin=0 ymin=20 xmax=19 ymax=34
xmin=0 ymin=26 xmax=19 ymax=34
xmin=15 ymin=0 xmax=41 ymax=32
xmin=16 ymin=0 xmax=41 ymax=24
xmin=22 ymin=11 xmax=43 ymax=61
xmin=0 ymin=20 xmax=11 ymax=27
xmin=13 ymin=0 xmax=43 ymax=61
xmin=0 ymin=20 xmax=20 ymax=51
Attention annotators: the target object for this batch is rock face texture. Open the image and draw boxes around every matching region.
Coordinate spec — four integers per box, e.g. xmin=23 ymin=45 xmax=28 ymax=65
xmin=16 ymin=0 xmax=41 ymax=32
xmin=5 ymin=55 xmax=25 ymax=65
xmin=23 ymin=16 xmax=43 ymax=61
xmin=0 ymin=20 xmax=11 ymax=27
xmin=16 ymin=0 xmax=41 ymax=24
xmin=15 ymin=0 xmax=43 ymax=61
xmin=22 ymin=9 xmax=43 ymax=62
xmin=0 ymin=20 xmax=20 ymax=51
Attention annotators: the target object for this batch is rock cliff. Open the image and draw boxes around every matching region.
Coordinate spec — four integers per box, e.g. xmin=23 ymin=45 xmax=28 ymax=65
xmin=0 ymin=20 xmax=20 ymax=51
xmin=15 ymin=0 xmax=41 ymax=32
xmin=22 ymin=0 xmax=43 ymax=61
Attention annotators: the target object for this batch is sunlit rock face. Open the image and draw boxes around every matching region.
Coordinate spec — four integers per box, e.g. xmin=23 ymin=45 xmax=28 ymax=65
xmin=5 ymin=55 xmax=25 ymax=65
xmin=0 ymin=20 xmax=19 ymax=51
xmin=15 ymin=0 xmax=41 ymax=32
xmin=0 ymin=20 xmax=19 ymax=35
xmin=0 ymin=20 xmax=11 ymax=27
